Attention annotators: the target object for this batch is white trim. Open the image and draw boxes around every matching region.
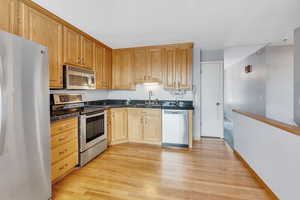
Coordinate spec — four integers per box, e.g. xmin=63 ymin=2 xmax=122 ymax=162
xmin=200 ymin=61 xmax=224 ymax=64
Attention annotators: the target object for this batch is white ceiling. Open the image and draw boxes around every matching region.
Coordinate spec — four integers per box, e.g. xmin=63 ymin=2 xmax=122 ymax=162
xmin=32 ymin=0 xmax=300 ymax=49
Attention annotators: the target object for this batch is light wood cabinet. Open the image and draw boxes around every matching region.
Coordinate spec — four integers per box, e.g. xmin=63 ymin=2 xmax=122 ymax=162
xmin=63 ymin=26 xmax=94 ymax=70
xmin=127 ymin=108 xmax=161 ymax=145
xmin=2 ymin=0 xmax=112 ymax=89
xmin=147 ymin=47 xmax=163 ymax=82
xmin=133 ymin=48 xmax=148 ymax=83
xmin=114 ymin=43 xmax=192 ymax=89
xmin=19 ymin=3 xmax=63 ymax=88
xmin=176 ymin=45 xmax=192 ymax=89
xmin=94 ymin=44 xmax=104 ymax=89
xmin=103 ymin=48 xmax=112 ymax=89
xmin=163 ymin=46 xmax=176 ymax=89
xmin=50 ymin=117 xmax=78 ymax=182
xmin=81 ymin=36 xmax=94 ymax=70
xmin=106 ymin=110 xmax=112 ymax=145
xmin=51 ymin=140 xmax=78 ymax=164
xmin=63 ymin=26 xmax=81 ymax=66
xmin=95 ymin=44 xmax=112 ymax=89
xmin=163 ymin=44 xmax=193 ymax=90
xmin=128 ymin=109 xmax=144 ymax=142
xmin=51 ymin=152 xmax=78 ymax=182
xmin=0 ymin=0 xmax=18 ymax=34
xmin=132 ymin=47 xmax=163 ymax=83
xmin=110 ymin=108 xmax=128 ymax=144
xmin=143 ymin=109 xmax=161 ymax=143
xmin=112 ymin=49 xmax=134 ymax=90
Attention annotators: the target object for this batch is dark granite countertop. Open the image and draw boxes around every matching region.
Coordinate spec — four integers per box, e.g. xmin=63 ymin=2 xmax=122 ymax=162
xmin=86 ymin=99 xmax=194 ymax=110
xmin=50 ymin=112 xmax=79 ymax=122
xmin=50 ymin=100 xmax=194 ymax=122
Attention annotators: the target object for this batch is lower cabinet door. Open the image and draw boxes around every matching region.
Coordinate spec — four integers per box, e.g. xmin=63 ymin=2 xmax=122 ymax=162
xmin=51 ymin=129 xmax=77 ymax=149
xmin=51 ymin=140 xmax=78 ymax=164
xmin=51 ymin=152 xmax=78 ymax=181
xmin=128 ymin=109 xmax=143 ymax=142
xmin=111 ymin=108 xmax=128 ymax=144
xmin=143 ymin=109 xmax=162 ymax=143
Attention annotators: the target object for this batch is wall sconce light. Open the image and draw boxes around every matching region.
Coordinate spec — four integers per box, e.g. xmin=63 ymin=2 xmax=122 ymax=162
xmin=245 ymin=65 xmax=252 ymax=73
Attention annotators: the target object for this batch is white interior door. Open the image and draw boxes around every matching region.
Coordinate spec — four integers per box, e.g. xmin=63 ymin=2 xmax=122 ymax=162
xmin=201 ymin=62 xmax=224 ymax=138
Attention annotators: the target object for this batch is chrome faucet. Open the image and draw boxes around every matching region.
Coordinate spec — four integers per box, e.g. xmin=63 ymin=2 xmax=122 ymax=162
xmin=147 ymin=90 xmax=153 ymax=105
xmin=125 ymin=98 xmax=132 ymax=105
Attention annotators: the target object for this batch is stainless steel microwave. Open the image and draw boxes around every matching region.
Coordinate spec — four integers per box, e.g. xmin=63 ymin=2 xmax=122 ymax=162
xmin=64 ymin=65 xmax=95 ymax=90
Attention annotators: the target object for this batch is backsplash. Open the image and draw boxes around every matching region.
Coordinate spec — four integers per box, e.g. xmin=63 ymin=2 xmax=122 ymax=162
xmin=108 ymin=84 xmax=193 ymax=100
xmin=50 ymin=90 xmax=109 ymax=101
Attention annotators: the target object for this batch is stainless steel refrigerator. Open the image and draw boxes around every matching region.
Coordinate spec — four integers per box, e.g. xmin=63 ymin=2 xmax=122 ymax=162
xmin=0 ymin=30 xmax=51 ymax=199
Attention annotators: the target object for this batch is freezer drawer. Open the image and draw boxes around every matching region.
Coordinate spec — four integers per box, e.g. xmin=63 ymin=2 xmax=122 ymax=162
xmin=162 ymin=109 xmax=188 ymax=147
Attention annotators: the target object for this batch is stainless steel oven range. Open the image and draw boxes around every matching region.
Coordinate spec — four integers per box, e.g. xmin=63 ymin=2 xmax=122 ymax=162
xmin=50 ymin=93 xmax=107 ymax=167
xmin=80 ymin=107 xmax=107 ymax=166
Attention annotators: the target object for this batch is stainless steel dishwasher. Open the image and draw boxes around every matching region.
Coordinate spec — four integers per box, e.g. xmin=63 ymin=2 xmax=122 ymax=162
xmin=162 ymin=109 xmax=189 ymax=147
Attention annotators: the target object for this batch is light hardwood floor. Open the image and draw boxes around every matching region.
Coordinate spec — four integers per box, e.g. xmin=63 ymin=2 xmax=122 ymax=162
xmin=52 ymin=138 xmax=275 ymax=200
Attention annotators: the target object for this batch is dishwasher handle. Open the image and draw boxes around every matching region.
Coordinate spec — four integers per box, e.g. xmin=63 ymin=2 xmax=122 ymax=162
xmin=163 ymin=110 xmax=187 ymax=115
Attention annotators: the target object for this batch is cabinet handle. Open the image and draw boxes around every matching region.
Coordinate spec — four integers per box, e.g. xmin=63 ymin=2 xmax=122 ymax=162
xmin=77 ymin=57 xmax=81 ymax=64
xmin=58 ymin=136 xmax=67 ymax=142
xmin=82 ymin=57 xmax=85 ymax=64
xmin=58 ymin=124 xmax=71 ymax=131
xmin=59 ymin=149 xmax=68 ymax=155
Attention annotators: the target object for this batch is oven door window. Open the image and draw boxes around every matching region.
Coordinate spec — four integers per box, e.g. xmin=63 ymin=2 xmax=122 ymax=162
xmin=86 ymin=114 xmax=104 ymax=143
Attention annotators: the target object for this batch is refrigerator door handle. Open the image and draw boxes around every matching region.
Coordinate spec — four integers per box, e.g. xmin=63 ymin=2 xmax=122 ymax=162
xmin=0 ymin=56 xmax=6 ymax=155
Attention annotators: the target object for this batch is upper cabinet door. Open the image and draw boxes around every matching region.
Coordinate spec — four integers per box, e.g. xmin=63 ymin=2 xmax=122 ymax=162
xmin=112 ymin=49 xmax=134 ymax=90
xmin=147 ymin=47 xmax=163 ymax=82
xmin=176 ymin=45 xmax=193 ymax=90
xmin=81 ymin=36 xmax=94 ymax=70
xmin=20 ymin=3 xmax=63 ymax=88
xmin=0 ymin=0 xmax=17 ymax=34
xmin=103 ymin=48 xmax=112 ymax=89
xmin=94 ymin=44 xmax=104 ymax=89
xmin=63 ymin=26 xmax=81 ymax=66
xmin=163 ymin=46 xmax=176 ymax=89
xmin=133 ymin=48 xmax=147 ymax=83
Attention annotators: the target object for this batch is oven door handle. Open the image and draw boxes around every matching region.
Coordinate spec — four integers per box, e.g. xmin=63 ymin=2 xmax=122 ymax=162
xmin=85 ymin=112 xmax=105 ymax=118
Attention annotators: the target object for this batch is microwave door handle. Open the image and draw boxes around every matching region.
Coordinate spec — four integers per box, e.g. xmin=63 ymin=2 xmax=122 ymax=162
xmin=0 ymin=56 xmax=7 ymax=156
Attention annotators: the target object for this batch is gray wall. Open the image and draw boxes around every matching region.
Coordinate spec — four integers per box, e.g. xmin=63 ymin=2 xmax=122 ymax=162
xmin=294 ymin=27 xmax=300 ymax=126
xmin=225 ymin=45 xmax=295 ymax=125
xmin=224 ymin=49 xmax=266 ymax=121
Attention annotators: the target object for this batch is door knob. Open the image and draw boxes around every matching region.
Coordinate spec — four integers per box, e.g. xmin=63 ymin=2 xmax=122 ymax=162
xmin=216 ymin=102 xmax=220 ymax=106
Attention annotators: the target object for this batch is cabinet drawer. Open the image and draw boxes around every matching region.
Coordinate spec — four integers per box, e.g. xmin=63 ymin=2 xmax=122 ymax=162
xmin=51 ymin=152 xmax=78 ymax=181
xmin=51 ymin=117 xmax=77 ymax=136
xmin=51 ymin=129 xmax=77 ymax=149
xmin=51 ymin=140 xmax=78 ymax=164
